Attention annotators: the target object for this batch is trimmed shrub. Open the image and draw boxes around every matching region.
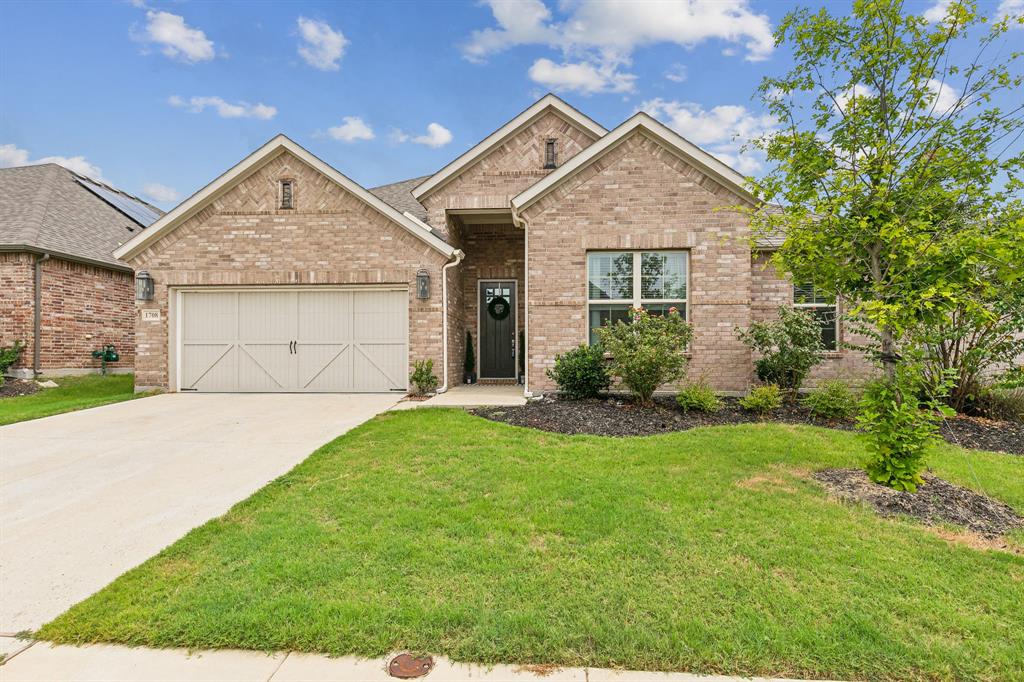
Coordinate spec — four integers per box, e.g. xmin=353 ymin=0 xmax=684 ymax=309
xmin=676 ymin=380 xmax=722 ymax=413
xmin=410 ymin=359 xmax=439 ymax=395
xmin=546 ymin=344 xmax=611 ymax=400
xmin=801 ymin=380 xmax=859 ymax=420
xmin=0 ymin=340 xmax=25 ymax=386
xmin=739 ymin=384 xmax=783 ymax=415
xmin=736 ymin=307 xmax=823 ymax=394
xmin=595 ymin=307 xmax=693 ymax=406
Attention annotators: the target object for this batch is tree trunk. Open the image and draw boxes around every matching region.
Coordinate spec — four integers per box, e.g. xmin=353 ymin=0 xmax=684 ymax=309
xmin=880 ymin=325 xmax=897 ymax=381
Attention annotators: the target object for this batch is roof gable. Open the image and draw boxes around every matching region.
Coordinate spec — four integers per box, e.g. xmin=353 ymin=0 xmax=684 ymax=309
xmin=411 ymin=94 xmax=607 ymax=201
xmin=114 ymin=136 xmax=454 ymax=261
xmin=511 ymin=112 xmax=756 ymax=213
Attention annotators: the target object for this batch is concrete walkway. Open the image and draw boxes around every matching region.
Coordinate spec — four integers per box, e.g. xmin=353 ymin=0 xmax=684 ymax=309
xmin=392 ymin=383 xmax=526 ymax=410
xmin=0 ymin=393 xmax=397 ymax=633
xmin=0 ymin=642 xmax=832 ymax=681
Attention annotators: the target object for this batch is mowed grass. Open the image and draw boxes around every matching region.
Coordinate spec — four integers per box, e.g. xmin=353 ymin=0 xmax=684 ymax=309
xmin=38 ymin=410 xmax=1024 ymax=681
xmin=0 ymin=374 xmax=148 ymax=426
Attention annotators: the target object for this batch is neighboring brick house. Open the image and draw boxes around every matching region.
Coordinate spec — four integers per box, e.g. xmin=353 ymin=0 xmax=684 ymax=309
xmin=113 ymin=94 xmax=873 ymax=395
xmin=0 ymin=164 xmax=162 ymax=377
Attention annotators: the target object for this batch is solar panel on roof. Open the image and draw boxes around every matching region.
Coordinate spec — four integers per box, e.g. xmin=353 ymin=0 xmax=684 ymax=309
xmin=76 ymin=178 xmax=162 ymax=228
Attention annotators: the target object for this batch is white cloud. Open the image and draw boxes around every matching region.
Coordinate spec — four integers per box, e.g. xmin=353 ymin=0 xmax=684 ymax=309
xmin=297 ymin=17 xmax=348 ymax=71
xmin=169 ymin=95 xmax=277 ymax=120
xmin=463 ymin=0 xmax=774 ymax=68
xmin=664 ymin=63 xmax=688 ymax=83
xmin=528 ymin=58 xmax=636 ymax=94
xmin=925 ymin=78 xmax=960 ymax=115
xmin=139 ymin=10 xmax=215 ymax=63
xmin=413 ymin=123 xmax=453 ymax=148
xmin=0 ymin=143 xmax=105 ymax=180
xmin=640 ymin=98 xmax=776 ymax=174
xmin=923 ymin=0 xmax=955 ymax=22
xmin=998 ymin=0 xmax=1024 ymax=25
xmin=328 ymin=116 xmax=375 ymax=142
xmin=142 ymin=182 xmax=179 ymax=203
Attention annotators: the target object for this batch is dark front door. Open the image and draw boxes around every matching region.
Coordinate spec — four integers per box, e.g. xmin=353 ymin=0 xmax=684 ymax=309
xmin=479 ymin=281 xmax=516 ymax=379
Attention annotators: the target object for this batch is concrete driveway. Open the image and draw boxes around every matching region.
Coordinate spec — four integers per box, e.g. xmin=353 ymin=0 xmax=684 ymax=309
xmin=0 ymin=392 xmax=397 ymax=633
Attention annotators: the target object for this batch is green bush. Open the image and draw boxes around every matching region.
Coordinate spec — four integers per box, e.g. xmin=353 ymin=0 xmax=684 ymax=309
xmin=736 ymin=307 xmax=823 ymax=394
xmin=595 ymin=307 xmax=693 ymax=406
xmin=739 ymin=384 xmax=783 ymax=415
xmin=801 ymin=380 xmax=858 ymax=420
xmin=546 ymin=344 xmax=611 ymax=400
xmin=858 ymin=366 xmax=950 ymax=492
xmin=676 ymin=380 xmax=722 ymax=413
xmin=0 ymin=340 xmax=25 ymax=386
xmin=995 ymin=366 xmax=1024 ymax=390
xmin=410 ymin=359 xmax=439 ymax=396
xmin=970 ymin=386 xmax=1024 ymax=422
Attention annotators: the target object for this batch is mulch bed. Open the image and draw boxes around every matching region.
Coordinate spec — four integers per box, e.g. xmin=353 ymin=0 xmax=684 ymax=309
xmin=814 ymin=467 xmax=1024 ymax=538
xmin=472 ymin=395 xmax=1024 ymax=455
xmin=472 ymin=395 xmax=853 ymax=438
xmin=0 ymin=379 xmax=40 ymax=399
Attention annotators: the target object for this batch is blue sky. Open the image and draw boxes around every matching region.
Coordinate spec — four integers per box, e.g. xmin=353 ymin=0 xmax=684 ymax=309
xmin=0 ymin=0 xmax=1019 ymax=209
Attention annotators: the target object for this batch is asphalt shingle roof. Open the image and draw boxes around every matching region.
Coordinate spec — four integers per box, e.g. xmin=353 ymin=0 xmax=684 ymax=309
xmin=0 ymin=164 xmax=163 ymax=269
xmin=369 ymin=175 xmax=429 ymax=223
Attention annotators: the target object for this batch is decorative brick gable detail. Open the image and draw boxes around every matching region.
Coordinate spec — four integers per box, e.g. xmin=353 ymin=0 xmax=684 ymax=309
xmin=419 ymin=111 xmax=600 ymax=239
xmin=127 ymin=151 xmax=453 ymax=391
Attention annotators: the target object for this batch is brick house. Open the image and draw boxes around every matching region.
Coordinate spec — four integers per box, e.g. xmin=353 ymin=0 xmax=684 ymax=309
xmin=114 ymin=94 xmax=873 ymax=395
xmin=0 ymin=164 xmax=162 ymax=378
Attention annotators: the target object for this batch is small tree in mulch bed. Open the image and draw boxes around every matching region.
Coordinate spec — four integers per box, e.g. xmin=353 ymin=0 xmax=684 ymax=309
xmin=736 ymin=306 xmax=822 ymax=397
xmin=595 ymin=307 xmax=692 ymax=407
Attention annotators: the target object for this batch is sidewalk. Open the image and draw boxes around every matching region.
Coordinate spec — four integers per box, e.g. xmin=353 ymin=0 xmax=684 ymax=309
xmin=0 ymin=641 xmax=833 ymax=682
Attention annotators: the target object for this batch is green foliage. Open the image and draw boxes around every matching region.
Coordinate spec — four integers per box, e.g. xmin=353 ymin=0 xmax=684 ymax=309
xmin=410 ymin=359 xmax=438 ymax=396
xmin=594 ymin=307 xmax=693 ymax=406
xmin=996 ymin=366 xmax=1024 ymax=390
xmin=801 ymin=380 xmax=859 ymax=420
xmin=546 ymin=344 xmax=611 ymax=400
xmin=675 ymin=379 xmax=722 ymax=413
xmin=739 ymin=384 xmax=783 ymax=416
xmin=464 ymin=332 xmax=475 ymax=374
xmin=0 ymin=340 xmax=25 ymax=386
xmin=969 ymin=387 xmax=1024 ymax=423
xmin=736 ymin=307 xmax=823 ymax=393
xmin=858 ymin=366 xmax=953 ymax=492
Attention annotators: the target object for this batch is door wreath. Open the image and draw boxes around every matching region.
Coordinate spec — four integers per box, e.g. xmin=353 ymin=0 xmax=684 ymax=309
xmin=487 ymin=295 xmax=511 ymax=321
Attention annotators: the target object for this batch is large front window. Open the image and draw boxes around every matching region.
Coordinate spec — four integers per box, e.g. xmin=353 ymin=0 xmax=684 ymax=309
xmin=794 ymin=283 xmax=838 ymax=351
xmin=587 ymin=251 xmax=688 ymax=344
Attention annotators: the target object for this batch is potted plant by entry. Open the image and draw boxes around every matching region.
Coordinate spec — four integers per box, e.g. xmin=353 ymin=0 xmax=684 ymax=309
xmin=464 ymin=331 xmax=477 ymax=384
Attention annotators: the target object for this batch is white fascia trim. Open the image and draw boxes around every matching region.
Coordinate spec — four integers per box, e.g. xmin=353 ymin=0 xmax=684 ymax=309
xmin=411 ymin=94 xmax=607 ymax=201
xmin=114 ymin=134 xmax=455 ymax=261
xmin=403 ymin=211 xmax=433 ymax=233
xmin=511 ymin=112 xmax=757 ymax=213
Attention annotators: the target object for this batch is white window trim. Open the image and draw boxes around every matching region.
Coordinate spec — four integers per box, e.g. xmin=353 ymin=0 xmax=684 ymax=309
xmin=586 ymin=250 xmax=689 ymax=344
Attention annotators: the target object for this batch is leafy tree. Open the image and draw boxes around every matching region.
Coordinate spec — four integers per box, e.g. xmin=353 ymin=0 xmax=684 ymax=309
xmin=747 ymin=0 xmax=1024 ymax=486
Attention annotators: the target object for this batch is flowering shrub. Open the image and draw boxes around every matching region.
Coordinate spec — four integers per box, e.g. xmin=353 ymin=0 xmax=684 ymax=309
xmin=595 ymin=307 xmax=693 ymax=406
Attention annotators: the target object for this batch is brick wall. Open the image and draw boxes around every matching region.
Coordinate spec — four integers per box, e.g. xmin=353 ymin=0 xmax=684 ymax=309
xmin=127 ymin=150 xmax=453 ymax=391
xmin=751 ymin=252 xmax=876 ymax=386
xmin=419 ymin=110 xmax=600 ymax=237
xmin=0 ymin=253 xmax=134 ymax=374
xmin=523 ymin=130 xmax=757 ymax=394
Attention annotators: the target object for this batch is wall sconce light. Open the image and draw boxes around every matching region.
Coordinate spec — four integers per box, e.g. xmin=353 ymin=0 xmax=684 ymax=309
xmin=135 ymin=270 xmax=155 ymax=301
xmin=416 ymin=269 xmax=431 ymax=299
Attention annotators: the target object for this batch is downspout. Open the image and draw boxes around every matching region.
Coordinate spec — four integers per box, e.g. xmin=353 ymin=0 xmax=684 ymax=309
xmin=510 ymin=204 xmax=530 ymax=397
xmin=438 ymin=248 xmax=465 ymax=394
xmin=33 ymin=253 xmax=50 ymax=376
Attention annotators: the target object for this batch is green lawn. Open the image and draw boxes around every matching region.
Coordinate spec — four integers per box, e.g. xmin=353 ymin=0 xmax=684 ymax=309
xmin=0 ymin=374 xmax=148 ymax=425
xmin=38 ymin=410 xmax=1024 ymax=681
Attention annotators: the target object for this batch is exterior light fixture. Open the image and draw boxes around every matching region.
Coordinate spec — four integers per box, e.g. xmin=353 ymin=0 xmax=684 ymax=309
xmin=416 ymin=269 xmax=430 ymax=299
xmin=135 ymin=270 xmax=155 ymax=301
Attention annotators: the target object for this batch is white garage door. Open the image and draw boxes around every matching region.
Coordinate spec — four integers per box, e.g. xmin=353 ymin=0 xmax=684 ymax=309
xmin=178 ymin=288 xmax=408 ymax=393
